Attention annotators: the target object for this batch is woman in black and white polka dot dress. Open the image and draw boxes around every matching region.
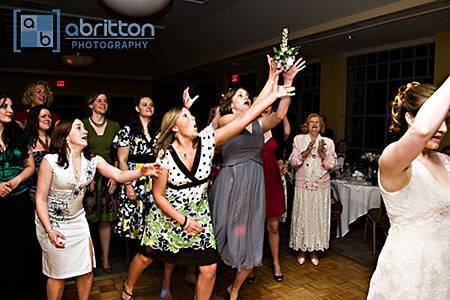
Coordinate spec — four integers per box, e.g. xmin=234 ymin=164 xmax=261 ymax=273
xmin=121 ymin=78 xmax=295 ymax=300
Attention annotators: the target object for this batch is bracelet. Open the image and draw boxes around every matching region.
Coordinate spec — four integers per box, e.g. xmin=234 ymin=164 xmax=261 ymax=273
xmin=46 ymin=227 xmax=54 ymax=234
xmin=183 ymin=217 xmax=191 ymax=229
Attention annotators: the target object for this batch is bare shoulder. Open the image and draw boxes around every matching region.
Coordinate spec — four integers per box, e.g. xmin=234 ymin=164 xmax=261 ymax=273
xmin=218 ymin=114 xmax=236 ymax=127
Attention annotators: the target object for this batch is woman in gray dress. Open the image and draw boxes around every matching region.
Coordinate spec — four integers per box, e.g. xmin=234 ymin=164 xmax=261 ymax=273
xmin=209 ymin=56 xmax=305 ymax=300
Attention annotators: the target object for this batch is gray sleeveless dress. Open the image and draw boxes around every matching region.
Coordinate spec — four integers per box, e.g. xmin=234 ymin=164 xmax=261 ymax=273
xmin=210 ymin=121 xmax=265 ymax=271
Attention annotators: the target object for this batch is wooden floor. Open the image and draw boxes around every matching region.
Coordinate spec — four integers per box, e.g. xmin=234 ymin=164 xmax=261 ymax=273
xmin=62 ymin=245 xmax=373 ymax=300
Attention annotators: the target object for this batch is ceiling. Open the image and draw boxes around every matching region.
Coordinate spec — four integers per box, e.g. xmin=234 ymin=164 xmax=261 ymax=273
xmin=1 ymin=0 xmax=449 ymax=80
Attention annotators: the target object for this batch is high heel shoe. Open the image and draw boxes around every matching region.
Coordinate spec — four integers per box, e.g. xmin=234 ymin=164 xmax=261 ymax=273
xmin=121 ymin=281 xmax=134 ymax=300
xmin=310 ymin=252 xmax=319 ymax=266
xmin=246 ymin=275 xmax=255 ymax=284
xmin=160 ymin=288 xmax=172 ymax=300
xmin=272 ymin=265 xmax=284 ymax=282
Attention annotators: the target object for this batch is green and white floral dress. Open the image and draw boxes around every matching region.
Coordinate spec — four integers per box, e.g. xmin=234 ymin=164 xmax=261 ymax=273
xmin=141 ymin=125 xmax=218 ymax=265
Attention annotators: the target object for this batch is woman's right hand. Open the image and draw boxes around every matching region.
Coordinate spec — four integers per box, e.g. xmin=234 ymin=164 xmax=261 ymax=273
xmin=185 ymin=217 xmax=204 ymax=235
xmin=302 ymin=140 xmax=315 ymax=158
xmin=0 ymin=182 xmax=12 ymax=197
xmin=47 ymin=229 xmax=66 ymax=248
xmin=126 ymin=184 xmax=136 ymax=201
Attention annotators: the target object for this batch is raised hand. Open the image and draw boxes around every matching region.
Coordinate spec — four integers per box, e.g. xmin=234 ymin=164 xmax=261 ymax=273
xmin=267 ymin=55 xmax=282 ymax=80
xmin=283 ymin=57 xmax=306 ymax=84
xmin=272 ymin=83 xmax=296 ymax=99
xmin=182 ymin=87 xmax=199 ymax=109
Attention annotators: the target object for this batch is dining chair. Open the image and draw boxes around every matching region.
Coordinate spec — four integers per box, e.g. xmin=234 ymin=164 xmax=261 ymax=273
xmin=330 ymin=186 xmax=343 ymax=239
xmin=363 ymin=196 xmax=390 ymax=255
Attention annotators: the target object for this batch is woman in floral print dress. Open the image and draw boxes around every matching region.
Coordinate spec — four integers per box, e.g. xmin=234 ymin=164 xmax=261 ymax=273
xmin=113 ymin=96 xmax=158 ymax=241
xmin=121 ymin=76 xmax=295 ymax=300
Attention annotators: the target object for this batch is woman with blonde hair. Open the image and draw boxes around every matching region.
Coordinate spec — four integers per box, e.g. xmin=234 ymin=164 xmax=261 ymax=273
xmin=121 ymin=73 xmax=295 ymax=300
xmin=17 ymin=80 xmax=60 ymax=126
xmin=367 ymin=77 xmax=450 ymax=299
xmin=289 ymin=113 xmax=336 ymax=266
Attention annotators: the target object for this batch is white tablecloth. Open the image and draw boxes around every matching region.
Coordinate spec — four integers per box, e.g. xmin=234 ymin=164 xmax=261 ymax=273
xmin=331 ymin=180 xmax=381 ymax=237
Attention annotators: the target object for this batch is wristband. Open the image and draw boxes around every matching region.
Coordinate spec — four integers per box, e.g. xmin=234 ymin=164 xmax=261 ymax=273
xmin=183 ymin=217 xmax=191 ymax=229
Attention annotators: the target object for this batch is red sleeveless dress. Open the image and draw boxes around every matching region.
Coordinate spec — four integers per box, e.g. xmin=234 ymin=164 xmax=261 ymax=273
xmin=262 ymin=137 xmax=286 ymax=218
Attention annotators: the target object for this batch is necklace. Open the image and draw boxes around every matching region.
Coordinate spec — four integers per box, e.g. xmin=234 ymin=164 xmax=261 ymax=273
xmin=89 ymin=117 xmax=106 ymax=127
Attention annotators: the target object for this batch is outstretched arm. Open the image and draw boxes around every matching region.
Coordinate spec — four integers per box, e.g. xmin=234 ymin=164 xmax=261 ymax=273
xmin=260 ymin=58 xmax=306 ymax=132
xmin=379 ymin=76 xmax=450 ymax=190
xmin=96 ymin=156 xmax=161 ymax=183
xmin=252 ymin=55 xmax=281 ymax=105
xmin=214 ymin=79 xmax=295 ymax=146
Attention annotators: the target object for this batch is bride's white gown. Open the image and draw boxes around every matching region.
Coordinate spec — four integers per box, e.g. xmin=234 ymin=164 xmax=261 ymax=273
xmin=368 ymin=154 xmax=450 ymax=299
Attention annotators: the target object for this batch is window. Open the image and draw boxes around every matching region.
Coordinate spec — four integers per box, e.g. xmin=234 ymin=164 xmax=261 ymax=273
xmin=289 ymin=62 xmax=321 ymax=134
xmin=346 ymin=43 xmax=434 ymax=153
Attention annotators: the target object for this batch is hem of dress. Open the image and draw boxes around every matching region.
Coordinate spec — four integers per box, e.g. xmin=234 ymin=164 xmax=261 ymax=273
xmin=42 ymin=268 xmax=94 ymax=280
xmin=289 ymin=245 xmax=329 ymax=252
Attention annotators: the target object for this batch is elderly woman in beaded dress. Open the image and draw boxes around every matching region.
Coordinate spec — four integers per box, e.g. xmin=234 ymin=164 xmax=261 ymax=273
xmin=289 ymin=113 xmax=336 ymax=266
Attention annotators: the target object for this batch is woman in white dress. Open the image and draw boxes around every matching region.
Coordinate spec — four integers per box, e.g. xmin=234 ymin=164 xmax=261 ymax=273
xmin=367 ymin=76 xmax=450 ymax=299
xmin=35 ymin=118 xmax=161 ymax=300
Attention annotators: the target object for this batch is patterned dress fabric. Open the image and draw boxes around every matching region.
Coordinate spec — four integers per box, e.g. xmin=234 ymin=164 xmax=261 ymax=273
xmin=368 ymin=154 xmax=450 ymax=299
xmin=210 ymin=121 xmax=265 ymax=271
xmin=35 ymin=153 xmax=97 ymax=279
xmin=82 ymin=118 xmax=120 ymax=223
xmin=112 ymin=125 xmax=156 ymax=239
xmin=289 ymin=134 xmax=336 ymax=252
xmin=141 ymin=126 xmax=217 ymax=264
xmin=262 ymin=137 xmax=286 ymax=218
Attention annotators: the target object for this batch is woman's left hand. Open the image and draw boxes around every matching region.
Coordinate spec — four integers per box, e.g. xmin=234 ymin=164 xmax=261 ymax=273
xmin=107 ymin=179 xmax=117 ymax=194
xmin=318 ymin=139 xmax=327 ymax=160
xmin=182 ymin=87 xmax=199 ymax=109
xmin=283 ymin=57 xmax=306 ymax=84
xmin=141 ymin=163 xmax=162 ymax=177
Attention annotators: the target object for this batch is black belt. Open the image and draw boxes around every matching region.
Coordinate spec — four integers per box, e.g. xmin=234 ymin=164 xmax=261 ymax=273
xmin=128 ymin=154 xmax=155 ymax=163
xmin=167 ymin=177 xmax=209 ymax=190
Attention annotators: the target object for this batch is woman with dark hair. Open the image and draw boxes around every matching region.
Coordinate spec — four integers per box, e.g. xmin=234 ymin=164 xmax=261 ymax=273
xmin=35 ymin=118 xmax=160 ymax=300
xmin=121 ymin=73 xmax=295 ymax=300
xmin=25 ymin=104 xmax=54 ymax=202
xmin=113 ymin=96 xmax=159 ymax=243
xmin=0 ymin=92 xmax=38 ymax=297
xmin=82 ymin=92 xmax=120 ymax=273
xmin=24 ymin=104 xmax=54 ymax=297
xmin=367 ymin=77 xmax=450 ymax=299
xmin=16 ymin=80 xmax=60 ymax=127
xmin=209 ymin=56 xmax=305 ymax=299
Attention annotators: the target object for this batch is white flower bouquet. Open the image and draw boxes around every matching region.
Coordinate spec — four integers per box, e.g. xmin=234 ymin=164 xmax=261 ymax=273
xmin=361 ymin=152 xmax=380 ymax=162
xmin=273 ymin=28 xmax=300 ymax=72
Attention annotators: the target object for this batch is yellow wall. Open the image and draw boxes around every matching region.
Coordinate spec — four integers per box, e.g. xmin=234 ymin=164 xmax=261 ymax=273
xmin=319 ymin=53 xmax=347 ymax=142
xmin=435 ymin=31 xmax=450 ymax=149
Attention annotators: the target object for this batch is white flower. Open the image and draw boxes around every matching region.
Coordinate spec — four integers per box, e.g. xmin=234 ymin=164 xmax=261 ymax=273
xmin=273 ymin=27 xmax=300 ymax=72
